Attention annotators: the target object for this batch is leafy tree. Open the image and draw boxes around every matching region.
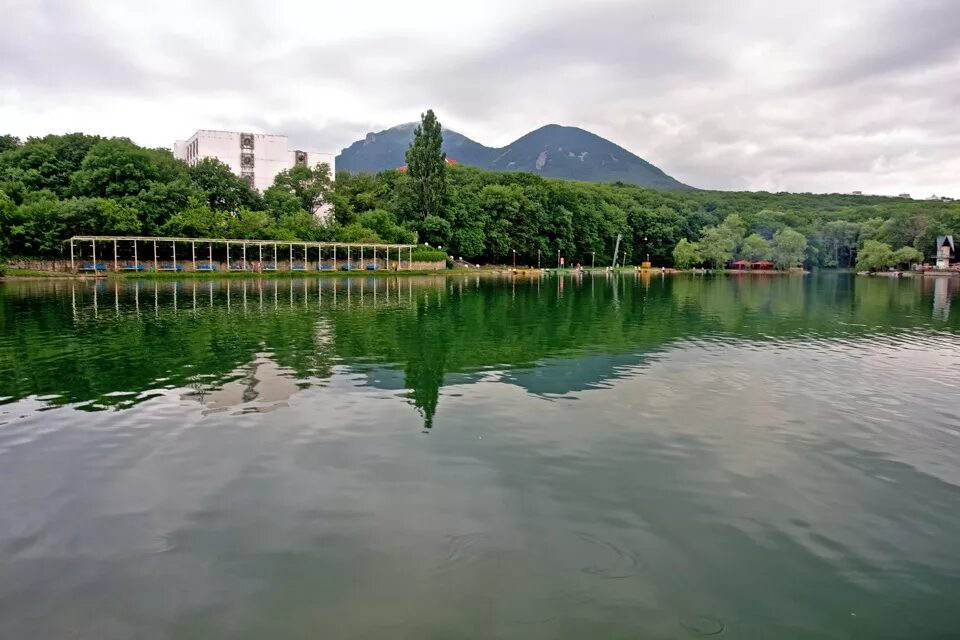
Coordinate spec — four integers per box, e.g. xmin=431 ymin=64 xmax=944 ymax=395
xmin=337 ymin=223 xmax=382 ymax=243
xmin=271 ymin=162 xmax=332 ymax=213
xmin=420 ymin=214 xmax=451 ymax=249
xmin=740 ymin=233 xmax=772 ymax=261
xmin=720 ymin=213 xmax=747 ymax=255
xmin=134 ymin=178 xmax=201 ymax=234
xmin=772 ymin=228 xmax=808 ymax=269
xmin=53 ymin=198 xmax=140 ymax=237
xmin=224 ymin=208 xmax=274 ymax=239
xmin=405 ymin=109 xmax=446 ymax=220
xmin=0 ymin=191 xmax=15 ymax=257
xmin=5 ymin=190 xmax=61 ymax=255
xmin=892 ymin=246 xmax=923 ymax=268
xmin=160 ymin=197 xmax=226 ymax=238
xmin=70 ymin=138 xmax=167 ymax=198
xmin=277 ymin=211 xmax=330 ymax=242
xmin=699 ymin=225 xmax=735 ymax=268
xmin=356 ymin=208 xmax=416 ymax=244
xmin=672 ymin=238 xmax=702 ymax=268
xmin=0 ymin=135 xmax=20 ymax=153
xmin=856 ymin=240 xmax=895 ymax=272
xmin=189 ymin=158 xmax=261 ymax=212
xmin=822 ymin=220 xmax=862 ymax=268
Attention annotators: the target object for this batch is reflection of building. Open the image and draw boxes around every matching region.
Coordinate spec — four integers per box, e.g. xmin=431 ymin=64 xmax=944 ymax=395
xmin=934 ymin=235 xmax=955 ymax=269
xmin=173 ymin=130 xmax=335 ymax=195
xmin=185 ymin=354 xmax=301 ymax=414
xmin=932 ymin=277 xmax=952 ymax=321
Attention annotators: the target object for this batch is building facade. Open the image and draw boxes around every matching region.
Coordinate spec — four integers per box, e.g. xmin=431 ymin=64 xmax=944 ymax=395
xmin=173 ymin=130 xmax=335 ymax=194
xmin=935 ymin=235 xmax=955 ymax=269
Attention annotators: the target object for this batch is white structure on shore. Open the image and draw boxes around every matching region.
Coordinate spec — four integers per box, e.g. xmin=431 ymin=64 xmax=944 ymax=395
xmin=173 ymin=130 xmax=335 ymax=193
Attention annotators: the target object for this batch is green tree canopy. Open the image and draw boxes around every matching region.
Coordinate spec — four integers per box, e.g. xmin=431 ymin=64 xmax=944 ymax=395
xmin=189 ymin=158 xmax=261 ymax=212
xmin=271 ymin=162 xmax=332 ymax=213
xmin=772 ymin=228 xmax=808 ymax=268
xmin=740 ymin=233 xmax=772 ymax=261
xmin=405 ymin=109 xmax=447 ymax=221
xmin=892 ymin=246 xmax=923 ymax=268
xmin=856 ymin=240 xmax=895 ymax=272
xmin=700 ymin=225 xmax=736 ymax=268
xmin=672 ymin=238 xmax=702 ymax=269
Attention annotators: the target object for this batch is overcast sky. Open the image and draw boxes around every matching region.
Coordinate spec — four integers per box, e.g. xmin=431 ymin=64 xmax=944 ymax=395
xmin=2 ymin=0 xmax=958 ymax=196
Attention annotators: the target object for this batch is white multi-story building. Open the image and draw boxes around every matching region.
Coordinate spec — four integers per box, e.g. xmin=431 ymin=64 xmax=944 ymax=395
xmin=173 ymin=130 xmax=335 ymax=194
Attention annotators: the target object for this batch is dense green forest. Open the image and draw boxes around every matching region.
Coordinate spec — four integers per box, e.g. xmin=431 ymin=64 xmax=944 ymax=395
xmin=2 ymin=129 xmax=958 ymax=269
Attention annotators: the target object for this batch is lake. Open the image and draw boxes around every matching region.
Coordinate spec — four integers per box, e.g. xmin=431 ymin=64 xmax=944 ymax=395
xmin=1 ymin=273 xmax=958 ymax=639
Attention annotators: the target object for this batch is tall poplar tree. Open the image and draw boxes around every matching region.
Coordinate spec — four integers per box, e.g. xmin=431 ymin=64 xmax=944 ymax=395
xmin=405 ymin=109 xmax=446 ymax=220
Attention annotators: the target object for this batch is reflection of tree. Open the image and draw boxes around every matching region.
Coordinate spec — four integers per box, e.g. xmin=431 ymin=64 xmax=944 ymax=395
xmin=403 ymin=302 xmax=448 ymax=429
xmin=2 ymin=276 xmax=959 ymax=418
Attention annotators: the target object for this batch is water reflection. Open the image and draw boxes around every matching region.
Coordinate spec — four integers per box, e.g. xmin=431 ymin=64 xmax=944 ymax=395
xmin=2 ymin=274 xmax=959 ymax=430
xmin=1 ymin=274 xmax=960 ymax=638
xmin=929 ymin=276 xmax=954 ymax=320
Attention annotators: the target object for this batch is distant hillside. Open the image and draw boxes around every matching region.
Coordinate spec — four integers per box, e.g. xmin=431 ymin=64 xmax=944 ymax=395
xmin=336 ymin=123 xmax=691 ymax=190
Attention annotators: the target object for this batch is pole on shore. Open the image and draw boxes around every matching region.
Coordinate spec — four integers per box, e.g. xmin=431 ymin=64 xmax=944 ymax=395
xmin=242 ymin=242 xmax=247 ymax=271
xmin=92 ymin=238 xmax=96 ymax=269
xmin=192 ymin=241 xmax=196 ymax=271
xmin=69 ymin=239 xmax=75 ymax=272
xmin=113 ymin=239 xmax=118 ymax=272
xmin=172 ymin=241 xmax=177 ymax=270
xmin=134 ymin=241 xmax=138 ymax=269
xmin=153 ymin=239 xmax=158 ymax=272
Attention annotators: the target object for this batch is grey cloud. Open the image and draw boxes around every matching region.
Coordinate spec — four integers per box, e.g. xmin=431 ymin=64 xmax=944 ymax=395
xmin=0 ymin=2 xmax=148 ymax=92
xmin=2 ymin=0 xmax=958 ymax=196
xmin=809 ymin=0 xmax=960 ymax=88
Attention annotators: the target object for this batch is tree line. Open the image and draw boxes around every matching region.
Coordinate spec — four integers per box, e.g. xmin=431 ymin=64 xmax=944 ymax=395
xmin=3 ymin=113 xmax=960 ymax=269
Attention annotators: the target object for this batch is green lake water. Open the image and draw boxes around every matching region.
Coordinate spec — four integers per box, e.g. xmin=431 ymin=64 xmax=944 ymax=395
xmin=0 ymin=273 xmax=958 ymax=639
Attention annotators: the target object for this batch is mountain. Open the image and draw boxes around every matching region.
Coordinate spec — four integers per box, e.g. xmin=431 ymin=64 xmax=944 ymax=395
xmin=335 ymin=123 xmax=691 ymax=190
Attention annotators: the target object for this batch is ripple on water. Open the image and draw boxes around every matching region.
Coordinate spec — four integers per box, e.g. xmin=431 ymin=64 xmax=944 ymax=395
xmin=679 ymin=614 xmax=725 ymax=636
xmin=571 ymin=532 xmax=643 ymax=579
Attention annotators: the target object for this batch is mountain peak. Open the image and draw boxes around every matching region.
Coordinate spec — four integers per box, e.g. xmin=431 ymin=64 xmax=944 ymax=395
xmin=337 ymin=123 xmax=690 ymax=189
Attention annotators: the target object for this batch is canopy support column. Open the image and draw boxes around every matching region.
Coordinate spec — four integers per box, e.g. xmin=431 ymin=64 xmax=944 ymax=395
xmin=113 ymin=239 xmax=118 ymax=272
xmin=153 ymin=239 xmax=157 ymax=272
xmin=134 ymin=241 xmax=138 ymax=268
xmin=69 ymin=239 xmax=75 ymax=271
xmin=243 ymin=242 xmax=247 ymax=271
xmin=172 ymin=241 xmax=177 ymax=270
xmin=191 ymin=241 xmax=196 ymax=271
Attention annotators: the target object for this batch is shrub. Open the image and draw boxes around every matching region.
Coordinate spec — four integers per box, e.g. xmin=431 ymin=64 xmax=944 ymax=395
xmin=410 ymin=247 xmax=448 ymax=262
